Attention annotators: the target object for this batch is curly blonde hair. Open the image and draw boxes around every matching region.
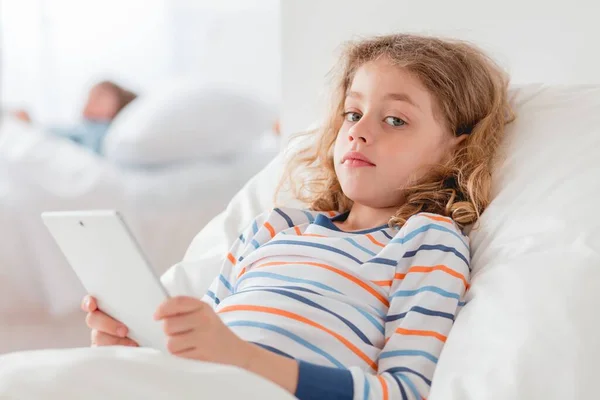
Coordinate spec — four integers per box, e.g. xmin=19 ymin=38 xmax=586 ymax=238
xmin=277 ymin=34 xmax=514 ymax=229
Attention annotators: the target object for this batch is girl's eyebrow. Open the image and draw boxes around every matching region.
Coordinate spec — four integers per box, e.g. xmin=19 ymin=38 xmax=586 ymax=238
xmin=346 ymin=90 xmax=420 ymax=110
xmin=346 ymin=91 xmax=362 ymax=99
xmin=384 ymin=92 xmax=420 ymax=110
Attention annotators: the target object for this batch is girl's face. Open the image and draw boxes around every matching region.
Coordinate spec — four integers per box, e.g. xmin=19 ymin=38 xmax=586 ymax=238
xmin=333 ymin=58 xmax=465 ymax=209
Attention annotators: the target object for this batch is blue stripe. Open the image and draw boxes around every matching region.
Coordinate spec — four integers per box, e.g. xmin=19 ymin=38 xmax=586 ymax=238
xmin=238 ymin=233 xmax=246 ymax=244
xmin=403 ymin=244 xmax=470 ymax=268
xmin=250 ymin=239 xmax=260 ymax=249
xmin=458 ymin=300 xmax=467 ymax=307
xmin=205 ymin=290 xmax=220 ymax=305
xmin=238 ymin=285 xmax=323 ymax=296
xmin=381 ymin=230 xmax=395 ymax=240
xmin=392 ymin=223 xmax=468 ymax=250
xmin=238 ymin=256 xmax=244 ymax=262
xmin=385 ymin=366 xmax=432 ymax=387
xmin=369 ymin=305 xmax=386 ymax=319
xmin=386 ymin=306 xmax=455 ymax=322
xmin=389 ymin=373 xmax=409 ymax=400
xmin=302 ymin=210 xmax=315 ymax=223
xmin=274 ymin=208 xmax=295 ymax=228
xmin=219 ymin=274 xmax=233 ymax=293
xmin=367 ymin=257 xmax=397 ymax=266
xmin=254 ymin=288 xmax=373 ymax=346
xmin=227 ymin=321 xmax=345 ymax=368
xmin=235 ymin=271 xmax=343 ymax=294
xmin=380 ymin=349 xmax=439 ymax=364
xmin=264 ymin=239 xmax=363 ymax=264
xmin=252 ymin=220 xmax=258 ymax=235
xmin=344 ymin=238 xmax=376 ymax=256
xmin=252 ymin=342 xmax=293 ymax=359
xmin=391 ymin=285 xmax=461 ymax=300
xmin=363 ymin=375 xmax=370 ymax=400
xmin=395 ymin=373 xmax=421 ymax=400
xmin=350 ymin=305 xmax=385 ymax=335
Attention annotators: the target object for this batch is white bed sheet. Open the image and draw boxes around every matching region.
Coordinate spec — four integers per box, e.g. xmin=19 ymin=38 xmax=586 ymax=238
xmin=0 ymin=117 xmax=276 ymax=352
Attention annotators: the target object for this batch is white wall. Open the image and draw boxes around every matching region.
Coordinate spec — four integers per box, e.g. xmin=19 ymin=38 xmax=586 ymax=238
xmin=281 ymin=0 xmax=599 ymax=135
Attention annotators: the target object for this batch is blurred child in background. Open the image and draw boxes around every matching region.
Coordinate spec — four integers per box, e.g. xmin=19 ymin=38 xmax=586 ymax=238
xmin=14 ymin=81 xmax=137 ymax=154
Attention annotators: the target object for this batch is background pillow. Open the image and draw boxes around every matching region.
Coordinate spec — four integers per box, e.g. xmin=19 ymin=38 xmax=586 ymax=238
xmin=102 ymin=80 xmax=278 ymax=167
xmin=163 ymin=84 xmax=600 ymax=399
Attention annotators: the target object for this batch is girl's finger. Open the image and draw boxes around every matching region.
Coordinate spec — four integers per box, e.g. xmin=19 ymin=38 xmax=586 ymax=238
xmin=86 ymin=310 xmax=128 ymax=338
xmin=166 ymin=332 xmax=197 ymax=354
xmin=91 ymin=330 xmax=138 ymax=347
xmin=162 ymin=312 xmax=200 ymax=336
xmin=171 ymin=347 xmax=199 ymax=359
xmin=81 ymin=295 xmax=97 ymax=312
xmin=154 ymin=296 xmax=205 ymax=320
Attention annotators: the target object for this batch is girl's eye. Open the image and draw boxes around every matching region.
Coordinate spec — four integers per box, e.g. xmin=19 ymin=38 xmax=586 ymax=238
xmin=384 ymin=116 xmax=406 ymax=127
xmin=344 ymin=112 xmax=361 ymax=122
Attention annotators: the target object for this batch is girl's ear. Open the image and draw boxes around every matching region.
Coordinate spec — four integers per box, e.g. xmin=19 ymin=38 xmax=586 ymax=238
xmin=452 ymin=133 xmax=469 ymax=147
xmin=441 ymin=133 xmax=468 ymax=164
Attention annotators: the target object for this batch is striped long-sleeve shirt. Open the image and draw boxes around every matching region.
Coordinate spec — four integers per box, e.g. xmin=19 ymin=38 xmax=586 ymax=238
xmin=202 ymin=207 xmax=470 ymax=400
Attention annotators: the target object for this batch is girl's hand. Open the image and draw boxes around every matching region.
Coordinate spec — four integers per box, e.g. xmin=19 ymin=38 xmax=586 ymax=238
xmin=82 ymin=295 xmax=139 ymax=347
xmin=154 ymin=296 xmax=254 ymax=366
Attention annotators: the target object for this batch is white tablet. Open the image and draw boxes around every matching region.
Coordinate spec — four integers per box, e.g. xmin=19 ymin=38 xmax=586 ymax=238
xmin=42 ymin=210 xmax=169 ymax=351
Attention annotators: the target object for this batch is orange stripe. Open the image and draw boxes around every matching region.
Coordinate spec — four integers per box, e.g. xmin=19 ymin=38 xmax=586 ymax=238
xmin=371 ymin=272 xmax=406 ymax=286
xmin=408 ymin=265 xmax=469 ymax=289
xmin=378 ymin=375 xmax=389 ymax=400
xmin=302 ymin=233 xmax=326 ymax=238
xmin=219 ymin=305 xmax=377 ymax=370
xmin=227 ymin=253 xmax=236 ymax=265
xmin=263 ymin=222 xmax=276 ymax=238
xmin=423 ymin=214 xmax=453 ymax=224
xmin=236 ymin=267 xmax=246 ymax=279
xmin=255 ymin=261 xmax=389 ymax=307
xmin=366 ymin=233 xmax=385 ymax=247
xmin=327 ymin=211 xmax=337 ymax=217
xmin=372 ymin=280 xmax=392 ymax=287
xmin=294 ymin=226 xmax=302 ymax=235
xmin=395 ymin=327 xmax=447 ymax=343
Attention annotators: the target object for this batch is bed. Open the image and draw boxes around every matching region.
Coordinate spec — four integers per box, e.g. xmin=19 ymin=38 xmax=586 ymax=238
xmin=0 ymin=83 xmax=279 ymax=353
xmin=0 ymin=84 xmax=599 ymax=399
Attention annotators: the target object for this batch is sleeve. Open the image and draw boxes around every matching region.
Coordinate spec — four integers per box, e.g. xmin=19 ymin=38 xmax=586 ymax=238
xmin=294 ymin=214 xmax=471 ymax=400
xmin=200 ymin=211 xmax=272 ymax=308
xmin=48 ymin=126 xmax=82 ymax=141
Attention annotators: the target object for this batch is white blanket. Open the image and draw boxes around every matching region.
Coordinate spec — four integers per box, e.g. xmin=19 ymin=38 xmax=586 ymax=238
xmin=0 ymin=347 xmax=294 ymax=399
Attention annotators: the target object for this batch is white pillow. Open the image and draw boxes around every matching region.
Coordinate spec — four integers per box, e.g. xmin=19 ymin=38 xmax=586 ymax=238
xmin=429 ymin=85 xmax=600 ymax=399
xmin=162 ymin=85 xmax=600 ymax=399
xmin=102 ymin=81 xmax=277 ymax=166
xmin=161 ymin=138 xmax=306 ymax=297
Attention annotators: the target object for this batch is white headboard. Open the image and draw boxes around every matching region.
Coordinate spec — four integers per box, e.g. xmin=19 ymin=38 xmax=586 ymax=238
xmin=281 ymin=0 xmax=599 ymax=135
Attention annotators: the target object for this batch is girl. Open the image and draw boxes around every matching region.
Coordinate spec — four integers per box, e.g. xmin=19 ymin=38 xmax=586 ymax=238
xmin=14 ymin=81 xmax=136 ymax=154
xmin=83 ymin=34 xmax=512 ymax=399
